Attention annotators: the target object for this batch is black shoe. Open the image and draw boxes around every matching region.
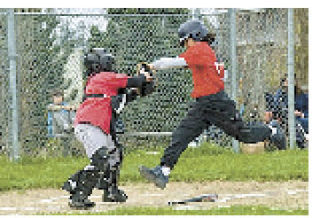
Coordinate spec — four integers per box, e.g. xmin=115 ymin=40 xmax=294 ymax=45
xmin=62 ymin=180 xmax=76 ymax=193
xmin=269 ymin=120 xmax=287 ymax=150
xmin=69 ymin=196 xmax=95 ymax=210
xmin=102 ymin=188 xmax=128 ymax=202
xmin=139 ymin=165 xmax=169 ymax=189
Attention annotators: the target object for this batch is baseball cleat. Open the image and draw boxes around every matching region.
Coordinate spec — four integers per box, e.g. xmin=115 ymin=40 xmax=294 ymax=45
xmin=103 ymin=188 xmax=128 ymax=202
xmin=68 ymin=198 xmax=95 ymax=210
xmin=139 ymin=165 xmax=169 ymax=189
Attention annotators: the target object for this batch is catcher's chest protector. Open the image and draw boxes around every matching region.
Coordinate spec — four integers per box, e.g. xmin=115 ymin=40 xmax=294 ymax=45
xmin=74 ymin=72 xmax=128 ymax=134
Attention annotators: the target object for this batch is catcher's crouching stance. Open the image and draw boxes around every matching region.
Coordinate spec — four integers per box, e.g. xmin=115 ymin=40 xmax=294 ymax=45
xmin=62 ymin=48 xmax=154 ymax=209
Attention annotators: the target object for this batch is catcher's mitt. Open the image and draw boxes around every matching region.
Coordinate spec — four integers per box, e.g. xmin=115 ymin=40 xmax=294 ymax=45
xmin=136 ymin=62 xmax=157 ymax=85
xmin=135 ymin=62 xmax=157 ymax=96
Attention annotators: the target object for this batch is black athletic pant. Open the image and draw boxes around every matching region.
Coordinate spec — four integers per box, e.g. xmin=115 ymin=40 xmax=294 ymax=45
xmin=160 ymin=91 xmax=271 ymax=169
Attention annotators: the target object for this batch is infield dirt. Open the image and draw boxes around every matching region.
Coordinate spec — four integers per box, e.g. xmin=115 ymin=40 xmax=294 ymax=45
xmin=0 ymin=180 xmax=308 ymax=215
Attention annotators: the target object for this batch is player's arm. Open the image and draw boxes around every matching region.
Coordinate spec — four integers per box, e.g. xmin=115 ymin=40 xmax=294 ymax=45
xmin=126 ymin=74 xmax=147 ymax=88
xmin=112 ymin=73 xmax=153 ymax=114
xmin=47 ymin=104 xmax=77 ymax=111
xmin=150 ymin=57 xmax=188 ymax=70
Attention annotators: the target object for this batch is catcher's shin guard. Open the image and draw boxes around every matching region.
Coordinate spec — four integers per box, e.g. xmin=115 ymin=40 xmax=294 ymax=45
xmin=62 ymin=168 xmax=98 ymax=209
xmin=62 ymin=147 xmax=114 ymax=209
xmin=97 ymin=145 xmax=127 ymax=202
xmin=102 ymin=170 xmax=128 ymax=202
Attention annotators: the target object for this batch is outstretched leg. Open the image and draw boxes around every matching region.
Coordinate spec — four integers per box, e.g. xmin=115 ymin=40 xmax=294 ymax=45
xmin=139 ymin=99 xmax=210 ymax=189
xmin=139 ymin=91 xmax=286 ymax=189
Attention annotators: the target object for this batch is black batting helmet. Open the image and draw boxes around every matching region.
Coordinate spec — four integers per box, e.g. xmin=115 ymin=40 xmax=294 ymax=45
xmin=84 ymin=48 xmax=115 ymax=73
xmin=178 ymin=20 xmax=209 ymax=46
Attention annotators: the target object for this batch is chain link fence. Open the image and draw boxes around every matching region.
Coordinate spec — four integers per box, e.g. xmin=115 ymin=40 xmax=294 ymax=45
xmin=0 ymin=8 xmax=308 ymax=159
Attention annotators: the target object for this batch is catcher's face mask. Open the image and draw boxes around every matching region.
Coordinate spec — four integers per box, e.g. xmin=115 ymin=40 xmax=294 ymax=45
xmin=84 ymin=48 xmax=115 ymax=73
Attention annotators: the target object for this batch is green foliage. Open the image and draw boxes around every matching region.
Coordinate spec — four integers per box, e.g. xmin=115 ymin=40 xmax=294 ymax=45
xmin=0 ymin=145 xmax=308 ymax=191
xmin=50 ymin=205 xmax=308 ymax=215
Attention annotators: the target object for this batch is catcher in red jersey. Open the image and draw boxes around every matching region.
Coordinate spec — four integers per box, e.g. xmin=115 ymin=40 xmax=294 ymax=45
xmin=62 ymin=48 xmax=154 ymax=209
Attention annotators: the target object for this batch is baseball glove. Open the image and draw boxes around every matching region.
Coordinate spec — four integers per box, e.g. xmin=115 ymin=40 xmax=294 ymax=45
xmin=136 ymin=62 xmax=157 ymax=96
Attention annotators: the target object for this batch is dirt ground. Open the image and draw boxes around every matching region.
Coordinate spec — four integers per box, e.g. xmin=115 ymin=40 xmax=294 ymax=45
xmin=0 ymin=180 xmax=308 ymax=215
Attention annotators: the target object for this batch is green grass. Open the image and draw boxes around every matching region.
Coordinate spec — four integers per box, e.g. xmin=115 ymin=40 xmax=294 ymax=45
xmin=0 ymin=143 xmax=308 ymax=191
xmin=49 ymin=205 xmax=308 ymax=215
xmin=121 ymin=143 xmax=308 ymax=183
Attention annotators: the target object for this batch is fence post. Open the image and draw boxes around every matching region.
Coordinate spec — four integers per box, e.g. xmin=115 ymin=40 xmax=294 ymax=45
xmin=193 ymin=8 xmax=201 ymax=19
xmin=288 ymin=8 xmax=296 ymax=149
xmin=7 ymin=9 xmax=20 ymax=161
xmin=229 ymin=8 xmax=240 ymax=153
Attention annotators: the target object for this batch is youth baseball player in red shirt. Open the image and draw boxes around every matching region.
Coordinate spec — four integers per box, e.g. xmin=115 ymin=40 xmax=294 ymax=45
xmin=139 ymin=20 xmax=286 ymax=189
xmin=62 ymin=48 xmax=154 ymax=209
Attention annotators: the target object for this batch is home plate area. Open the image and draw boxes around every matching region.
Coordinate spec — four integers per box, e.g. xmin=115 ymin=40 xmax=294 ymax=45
xmin=0 ymin=181 xmax=308 ymax=215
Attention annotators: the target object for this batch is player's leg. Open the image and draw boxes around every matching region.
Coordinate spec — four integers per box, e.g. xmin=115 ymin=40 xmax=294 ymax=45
xmin=205 ymin=91 xmax=285 ymax=147
xmin=101 ymin=114 xmax=128 ymax=202
xmin=99 ymin=143 xmax=128 ymax=202
xmin=62 ymin=124 xmax=121 ymax=208
xmin=161 ymin=102 xmax=210 ymax=168
xmin=139 ymin=100 xmax=210 ymax=189
xmin=62 ymin=148 xmax=109 ymax=209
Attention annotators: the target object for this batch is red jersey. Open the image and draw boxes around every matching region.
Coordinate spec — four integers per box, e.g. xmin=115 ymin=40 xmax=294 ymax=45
xmin=74 ymin=72 xmax=128 ymax=134
xmin=179 ymin=41 xmax=224 ymax=98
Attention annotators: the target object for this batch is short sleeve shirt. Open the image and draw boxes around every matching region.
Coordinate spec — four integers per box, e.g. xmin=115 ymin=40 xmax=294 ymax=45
xmin=179 ymin=42 xmax=224 ymax=98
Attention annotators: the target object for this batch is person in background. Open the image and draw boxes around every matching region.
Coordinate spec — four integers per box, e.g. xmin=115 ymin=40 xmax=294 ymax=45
xmin=273 ymin=76 xmax=308 ymax=148
xmin=295 ymin=85 xmax=308 ymax=135
xmin=47 ymin=90 xmax=76 ymax=155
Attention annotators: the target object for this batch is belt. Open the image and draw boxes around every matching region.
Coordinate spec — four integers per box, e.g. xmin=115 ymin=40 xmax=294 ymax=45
xmin=86 ymin=94 xmax=108 ymax=98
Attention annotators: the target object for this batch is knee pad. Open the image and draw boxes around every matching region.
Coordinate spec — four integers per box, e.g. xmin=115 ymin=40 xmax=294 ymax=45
xmin=91 ymin=146 xmax=122 ymax=172
xmin=91 ymin=147 xmax=110 ymax=172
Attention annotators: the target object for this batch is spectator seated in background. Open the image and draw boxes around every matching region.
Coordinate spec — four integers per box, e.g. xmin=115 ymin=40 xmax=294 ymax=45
xmin=295 ymin=85 xmax=308 ymax=135
xmin=47 ymin=90 xmax=77 ymax=138
xmin=271 ymin=76 xmax=308 ymax=148
xmin=264 ymin=92 xmax=274 ymax=124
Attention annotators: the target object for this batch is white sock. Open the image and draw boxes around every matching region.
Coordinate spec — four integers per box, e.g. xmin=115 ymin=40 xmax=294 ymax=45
xmin=268 ymin=125 xmax=277 ymax=136
xmin=161 ymin=166 xmax=171 ymax=176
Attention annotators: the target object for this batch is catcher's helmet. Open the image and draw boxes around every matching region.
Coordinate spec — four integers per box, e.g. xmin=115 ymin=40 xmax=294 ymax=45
xmin=84 ymin=48 xmax=115 ymax=73
xmin=178 ymin=20 xmax=208 ymax=46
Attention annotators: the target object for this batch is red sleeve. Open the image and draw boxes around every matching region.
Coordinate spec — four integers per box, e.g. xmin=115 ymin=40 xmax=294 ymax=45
xmin=179 ymin=43 xmax=216 ymax=67
xmin=101 ymin=73 xmax=128 ymax=89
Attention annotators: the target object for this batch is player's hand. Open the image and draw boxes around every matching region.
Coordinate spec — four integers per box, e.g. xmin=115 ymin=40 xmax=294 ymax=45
xmin=130 ymin=88 xmax=139 ymax=94
xmin=147 ymin=63 xmax=155 ymax=70
xmin=140 ymin=71 xmax=154 ymax=82
xmin=294 ymin=110 xmax=304 ymax=118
